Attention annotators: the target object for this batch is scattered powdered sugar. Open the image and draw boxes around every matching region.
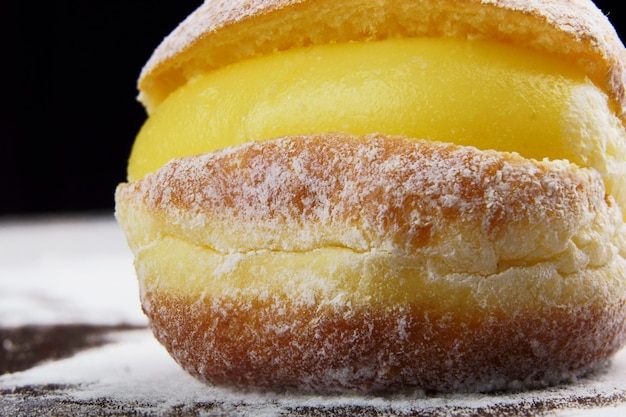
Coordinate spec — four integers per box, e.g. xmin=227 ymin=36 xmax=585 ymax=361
xmin=0 ymin=215 xmax=146 ymax=328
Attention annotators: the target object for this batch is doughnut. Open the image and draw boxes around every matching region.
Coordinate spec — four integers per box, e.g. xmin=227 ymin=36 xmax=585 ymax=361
xmin=115 ymin=0 xmax=626 ymax=393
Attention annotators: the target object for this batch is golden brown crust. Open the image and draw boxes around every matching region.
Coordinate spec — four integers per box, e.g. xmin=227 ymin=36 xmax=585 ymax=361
xmin=143 ymin=290 xmax=626 ymax=393
xmin=138 ymin=0 xmax=626 ymax=121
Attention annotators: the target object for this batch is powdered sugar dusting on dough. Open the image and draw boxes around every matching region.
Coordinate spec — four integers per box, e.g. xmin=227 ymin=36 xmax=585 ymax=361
xmin=114 ymin=133 xmax=626 ymax=393
xmin=126 ymin=134 xmax=612 ymax=266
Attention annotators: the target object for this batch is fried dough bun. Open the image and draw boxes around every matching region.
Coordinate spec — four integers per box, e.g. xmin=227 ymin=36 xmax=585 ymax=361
xmin=115 ymin=0 xmax=626 ymax=393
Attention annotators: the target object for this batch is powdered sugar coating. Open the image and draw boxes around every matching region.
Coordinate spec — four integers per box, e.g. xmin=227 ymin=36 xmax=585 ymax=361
xmin=114 ymin=134 xmax=626 ymax=392
xmin=118 ymin=134 xmax=622 ymax=271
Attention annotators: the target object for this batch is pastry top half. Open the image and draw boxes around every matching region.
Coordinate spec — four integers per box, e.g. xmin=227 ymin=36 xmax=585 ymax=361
xmin=137 ymin=0 xmax=626 ymax=122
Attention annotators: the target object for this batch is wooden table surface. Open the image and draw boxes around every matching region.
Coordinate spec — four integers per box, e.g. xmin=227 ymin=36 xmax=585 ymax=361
xmin=1 ymin=215 xmax=625 ymax=416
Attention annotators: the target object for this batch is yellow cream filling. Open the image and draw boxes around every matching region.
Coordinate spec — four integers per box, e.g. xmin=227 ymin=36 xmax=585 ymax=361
xmin=129 ymin=37 xmax=626 ymax=213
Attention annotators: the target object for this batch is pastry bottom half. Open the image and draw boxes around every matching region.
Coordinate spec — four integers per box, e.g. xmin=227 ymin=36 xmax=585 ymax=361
xmin=142 ymin=287 xmax=626 ymax=394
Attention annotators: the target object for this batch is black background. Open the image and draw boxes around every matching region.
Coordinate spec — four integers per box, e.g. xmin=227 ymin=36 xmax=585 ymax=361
xmin=1 ymin=1 xmax=624 ymax=218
